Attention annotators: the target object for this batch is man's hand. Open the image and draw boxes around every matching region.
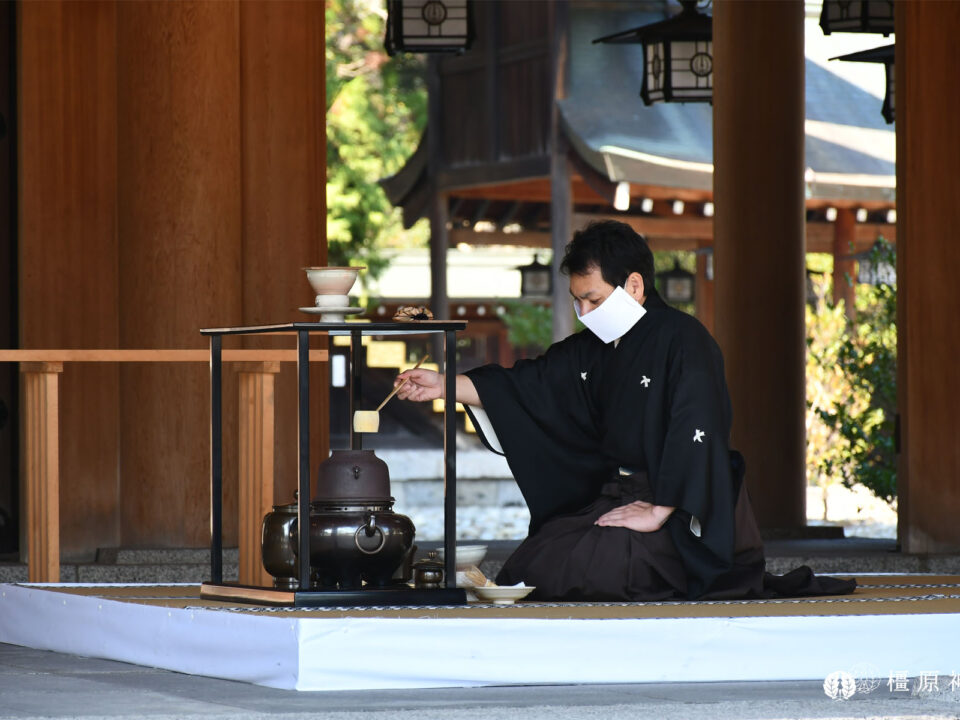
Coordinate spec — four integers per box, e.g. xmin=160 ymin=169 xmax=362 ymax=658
xmin=395 ymin=368 xmax=444 ymax=402
xmin=394 ymin=371 xmax=482 ymax=407
xmin=595 ymin=501 xmax=675 ymax=533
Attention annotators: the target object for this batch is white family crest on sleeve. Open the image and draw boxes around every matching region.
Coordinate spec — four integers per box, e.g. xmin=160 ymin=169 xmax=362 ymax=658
xmin=693 ymin=428 xmax=705 ymax=443
xmin=580 ymin=371 xmax=588 ymax=381
xmin=640 ymin=375 xmax=651 ymax=387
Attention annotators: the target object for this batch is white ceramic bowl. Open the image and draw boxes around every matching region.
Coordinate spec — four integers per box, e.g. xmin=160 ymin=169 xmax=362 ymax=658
xmin=304 ymin=266 xmax=362 ymax=296
xmin=472 ymin=585 xmax=535 ymax=605
xmin=437 ymin=544 xmax=487 ymax=568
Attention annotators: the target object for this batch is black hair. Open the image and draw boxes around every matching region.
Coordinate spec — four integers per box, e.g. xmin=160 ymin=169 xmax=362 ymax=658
xmin=559 ymin=220 xmax=655 ymax=290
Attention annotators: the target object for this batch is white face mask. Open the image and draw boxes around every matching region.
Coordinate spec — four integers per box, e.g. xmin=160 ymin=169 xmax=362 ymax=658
xmin=575 ymin=285 xmax=647 ymax=344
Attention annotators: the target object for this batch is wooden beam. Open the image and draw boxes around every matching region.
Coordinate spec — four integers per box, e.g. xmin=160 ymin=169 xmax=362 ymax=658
xmin=0 ymin=349 xmax=328 ymax=363
xmin=450 ymin=228 xmax=550 ymax=247
xmin=450 ymin=177 xmax=717 ymax=205
xmin=437 ymin=157 xmax=551 ymax=192
xmin=805 ymin=198 xmax=896 ymax=211
xmin=448 ymin=177 xmax=893 ymax=220
xmin=449 ymin=176 xmax=605 ymax=204
xmin=807 ymin=221 xmax=897 ymax=253
xmin=452 ymin=217 xmax=897 ymax=253
xmin=575 ymin=213 xmax=714 ymax=240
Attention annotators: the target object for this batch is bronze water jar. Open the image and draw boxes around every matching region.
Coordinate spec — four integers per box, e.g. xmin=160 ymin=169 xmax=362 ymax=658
xmin=260 ymin=494 xmax=300 ymax=589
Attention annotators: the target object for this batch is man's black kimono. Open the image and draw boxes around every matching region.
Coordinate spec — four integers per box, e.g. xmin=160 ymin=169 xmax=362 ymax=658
xmin=465 ymin=290 xmax=855 ymax=601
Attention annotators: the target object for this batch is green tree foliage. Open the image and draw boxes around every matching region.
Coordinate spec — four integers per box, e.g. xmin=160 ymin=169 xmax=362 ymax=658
xmin=326 ymin=0 xmax=429 ymax=287
xmin=501 ymin=300 xmax=554 ymax=355
xmin=806 ymin=239 xmax=897 ymax=506
xmin=806 ymin=270 xmax=861 ymax=518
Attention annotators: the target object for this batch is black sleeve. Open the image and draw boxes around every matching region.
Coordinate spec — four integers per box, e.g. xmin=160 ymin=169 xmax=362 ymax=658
xmin=464 ymin=336 xmax=609 ymax=532
xmin=647 ymin=324 xmax=740 ymax=599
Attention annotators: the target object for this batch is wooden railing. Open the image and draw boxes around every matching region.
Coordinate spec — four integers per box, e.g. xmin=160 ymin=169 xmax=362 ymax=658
xmin=0 ymin=348 xmax=328 ymax=585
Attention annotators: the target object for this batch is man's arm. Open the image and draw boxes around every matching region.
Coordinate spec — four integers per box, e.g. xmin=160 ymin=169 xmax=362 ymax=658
xmin=394 ymin=369 xmax=481 ymax=407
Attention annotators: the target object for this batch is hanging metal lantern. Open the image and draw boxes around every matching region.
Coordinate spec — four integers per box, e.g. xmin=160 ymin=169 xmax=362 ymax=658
xmin=656 ymin=260 xmax=696 ymax=305
xmin=841 ymin=238 xmax=897 ymax=286
xmin=593 ymin=0 xmax=713 ymax=105
xmin=819 ymin=0 xmax=894 ymax=36
xmin=832 ymin=44 xmax=895 ymax=124
xmin=385 ymin=0 xmax=474 ymax=56
xmin=517 ymin=254 xmax=552 ymax=298
xmin=806 ymin=268 xmax=824 ymax=307
xmin=856 ymin=241 xmax=897 ymax=286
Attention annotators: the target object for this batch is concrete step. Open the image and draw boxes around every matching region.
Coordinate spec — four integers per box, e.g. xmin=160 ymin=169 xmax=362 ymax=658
xmin=2 ymin=539 xmax=959 ymax=585
xmin=0 ymin=561 xmax=238 ymax=584
xmin=763 ymin=538 xmax=960 ymax=575
xmin=0 ymin=547 xmax=238 ymax=584
xmin=96 ymin=547 xmax=237 ymax=565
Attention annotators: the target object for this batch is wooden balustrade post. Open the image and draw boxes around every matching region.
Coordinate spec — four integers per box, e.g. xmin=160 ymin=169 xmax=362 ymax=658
xmin=20 ymin=362 xmax=63 ymax=582
xmin=235 ymin=361 xmax=281 ymax=587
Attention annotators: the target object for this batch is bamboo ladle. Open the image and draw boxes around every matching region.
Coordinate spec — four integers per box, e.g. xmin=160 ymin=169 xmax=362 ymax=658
xmin=353 ymin=354 xmax=430 ymax=433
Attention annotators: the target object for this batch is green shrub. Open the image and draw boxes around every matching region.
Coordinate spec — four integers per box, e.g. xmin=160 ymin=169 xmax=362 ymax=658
xmin=806 ymin=239 xmax=897 ymax=506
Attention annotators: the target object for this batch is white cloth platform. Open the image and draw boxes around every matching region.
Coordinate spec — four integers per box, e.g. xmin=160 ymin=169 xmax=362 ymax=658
xmin=0 ymin=582 xmax=955 ymax=691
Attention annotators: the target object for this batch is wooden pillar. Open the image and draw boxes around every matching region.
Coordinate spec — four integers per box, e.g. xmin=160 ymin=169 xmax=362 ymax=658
xmin=713 ymin=0 xmax=806 ymax=530
xmin=832 ymin=208 xmax=857 ymax=319
xmin=896 ymin=0 xmax=960 ymax=552
xmin=695 ymin=241 xmax=715 ymax=337
xmin=239 ymin=0 xmax=327 ymax=506
xmin=17 ymin=0 xmax=121 ymax=558
xmin=20 ymin=363 xmax=62 ymax=582
xmin=116 ymin=1 xmax=243 ymax=548
xmin=236 ymin=362 xmax=280 ymax=587
xmin=429 ymin=192 xmax=450 ymax=324
xmin=427 ymin=56 xmax=449 ymax=325
xmin=550 ymin=0 xmax=573 ymax=342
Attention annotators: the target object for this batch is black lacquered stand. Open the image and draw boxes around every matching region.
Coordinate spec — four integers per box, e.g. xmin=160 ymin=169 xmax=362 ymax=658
xmin=199 ymin=320 xmax=468 ymax=607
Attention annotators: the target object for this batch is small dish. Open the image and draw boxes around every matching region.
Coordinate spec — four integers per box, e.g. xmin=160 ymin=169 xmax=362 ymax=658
xmin=437 ymin=544 xmax=487 ymax=568
xmin=299 ymin=306 xmax=364 ymax=321
xmin=472 ymin=585 xmax=535 ymax=605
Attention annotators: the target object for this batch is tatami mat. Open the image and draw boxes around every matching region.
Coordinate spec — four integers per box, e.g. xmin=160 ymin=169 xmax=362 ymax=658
xmin=28 ymin=574 xmax=960 ymax=619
